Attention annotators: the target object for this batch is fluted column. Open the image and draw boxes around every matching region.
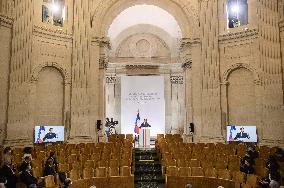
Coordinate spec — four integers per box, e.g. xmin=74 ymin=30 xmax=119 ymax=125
xmin=199 ymin=0 xmax=223 ymax=142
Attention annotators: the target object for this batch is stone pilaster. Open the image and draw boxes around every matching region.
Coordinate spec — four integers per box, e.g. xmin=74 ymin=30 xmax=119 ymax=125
xmin=199 ymin=0 xmax=223 ymax=142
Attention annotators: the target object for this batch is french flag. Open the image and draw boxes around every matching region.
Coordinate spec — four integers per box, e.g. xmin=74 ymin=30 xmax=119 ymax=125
xmin=134 ymin=110 xmax=140 ymax=134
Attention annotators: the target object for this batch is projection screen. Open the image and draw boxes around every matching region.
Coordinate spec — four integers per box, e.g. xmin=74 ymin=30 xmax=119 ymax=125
xmin=121 ymin=76 xmax=165 ymax=136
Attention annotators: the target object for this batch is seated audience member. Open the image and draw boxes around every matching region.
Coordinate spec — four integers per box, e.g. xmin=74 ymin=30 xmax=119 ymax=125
xmin=274 ymin=148 xmax=284 ymax=162
xmin=47 ymin=152 xmax=58 ymax=172
xmin=43 ymin=159 xmax=56 ymax=177
xmin=19 ymin=156 xmax=32 ymax=172
xmin=240 ymin=156 xmax=254 ymax=174
xmin=247 ymin=145 xmax=259 ymax=160
xmin=2 ymin=147 xmax=13 ymax=166
xmin=259 ymin=170 xmax=281 ymax=188
xmin=185 ymin=184 xmax=192 ymax=188
xmin=20 ymin=163 xmax=42 ymax=188
xmin=266 ymin=155 xmax=279 ymax=172
xmin=23 ymin=147 xmax=33 ymax=161
xmin=58 ymin=172 xmax=72 ymax=188
xmin=0 ymin=176 xmax=7 ymax=188
xmin=0 ymin=161 xmax=17 ymax=188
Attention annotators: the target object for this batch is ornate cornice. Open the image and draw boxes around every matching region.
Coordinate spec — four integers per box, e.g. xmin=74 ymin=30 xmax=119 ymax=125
xmin=33 ymin=25 xmax=72 ymax=41
xmin=180 ymin=38 xmax=201 ymax=49
xmin=0 ymin=14 xmax=13 ymax=28
xmin=91 ymin=36 xmax=111 ymax=49
xmin=219 ymin=28 xmax=259 ymax=44
xmin=125 ymin=64 xmax=159 ymax=70
xmin=279 ymin=19 xmax=284 ymax=32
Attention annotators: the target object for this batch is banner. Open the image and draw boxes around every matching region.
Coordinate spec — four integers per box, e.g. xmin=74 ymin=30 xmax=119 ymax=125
xmin=121 ymin=76 xmax=165 ymax=136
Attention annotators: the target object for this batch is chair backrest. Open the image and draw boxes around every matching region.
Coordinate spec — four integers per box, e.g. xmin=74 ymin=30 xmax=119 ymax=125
xmin=84 ymin=160 xmax=94 ymax=168
xmin=204 ymin=168 xmax=217 ymax=178
xmin=109 ymin=167 xmax=119 ymax=176
xmin=120 ymin=166 xmax=131 ymax=176
xmin=217 ymin=169 xmax=231 ymax=180
xmin=189 ymin=159 xmax=200 ymax=167
xmin=246 ymin=174 xmax=258 ymax=187
xmin=232 ymin=171 xmax=246 ymax=183
xmin=44 ymin=175 xmax=55 ymax=188
xmin=69 ymin=169 xmax=80 ymax=180
xmin=96 ymin=167 xmax=107 ymax=177
xmin=166 ymin=166 xmax=178 ymax=176
xmin=83 ymin=168 xmax=94 ymax=179
xmin=191 ymin=167 xmax=204 ymax=176
xmin=178 ymin=167 xmax=191 ymax=177
xmin=32 ymin=167 xmax=42 ymax=178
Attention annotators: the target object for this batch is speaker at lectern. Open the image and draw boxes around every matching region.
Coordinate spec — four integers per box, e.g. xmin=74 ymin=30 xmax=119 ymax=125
xmin=139 ymin=127 xmax=150 ymax=147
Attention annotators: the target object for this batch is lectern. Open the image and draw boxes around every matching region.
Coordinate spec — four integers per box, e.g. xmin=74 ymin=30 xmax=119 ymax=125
xmin=139 ymin=127 xmax=150 ymax=147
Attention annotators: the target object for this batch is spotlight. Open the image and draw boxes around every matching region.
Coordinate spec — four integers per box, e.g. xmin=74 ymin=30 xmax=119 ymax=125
xmin=231 ymin=4 xmax=240 ymax=14
xmin=52 ymin=3 xmax=60 ymax=13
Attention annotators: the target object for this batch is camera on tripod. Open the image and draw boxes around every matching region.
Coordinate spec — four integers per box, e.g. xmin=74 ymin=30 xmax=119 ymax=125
xmin=110 ymin=118 xmax=118 ymax=127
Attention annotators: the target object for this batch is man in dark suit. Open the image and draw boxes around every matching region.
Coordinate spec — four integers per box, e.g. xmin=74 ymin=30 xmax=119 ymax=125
xmin=20 ymin=163 xmax=42 ymax=187
xmin=43 ymin=159 xmax=56 ymax=177
xmin=234 ymin=127 xmax=250 ymax=140
xmin=140 ymin=119 xmax=151 ymax=128
xmin=43 ymin=128 xmax=57 ymax=142
xmin=19 ymin=156 xmax=31 ymax=172
xmin=0 ymin=161 xmax=17 ymax=188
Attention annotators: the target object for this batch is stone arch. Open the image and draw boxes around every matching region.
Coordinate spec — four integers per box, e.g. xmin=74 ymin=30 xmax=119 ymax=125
xmin=222 ymin=63 xmax=261 ymax=85
xmin=31 ymin=62 xmax=71 ymax=85
xmin=111 ymin=24 xmax=177 ymax=56
xmin=35 ymin=66 xmax=65 ymax=125
xmin=91 ymin=0 xmax=199 ymax=38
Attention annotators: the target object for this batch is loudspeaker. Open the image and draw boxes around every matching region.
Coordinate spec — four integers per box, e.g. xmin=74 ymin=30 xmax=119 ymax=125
xmin=189 ymin=123 xmax=194 ymax=134
xmin=96 ymin=120 xmax=102 ymax=130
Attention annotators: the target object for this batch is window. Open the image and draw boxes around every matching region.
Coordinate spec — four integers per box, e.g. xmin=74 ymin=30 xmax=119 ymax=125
xmin=227 ymin=0 xmax=248 ymax=28
xmin=42 ymin=0 xmax=65 ymax=27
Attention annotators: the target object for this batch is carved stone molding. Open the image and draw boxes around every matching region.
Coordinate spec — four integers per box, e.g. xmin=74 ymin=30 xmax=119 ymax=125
xmin=92 ymin=37 xmax=111 ymax=49
xmin=182 ymin=60 xmax=192 ymax=70
xmin=180 ymin=38 xmax=201 ymax=49
xmin=106 ymin=76 xmax=116 ymax=84
xmin=33 ymin=25 xmax=72 ymax=41
xmin=0 ymin=14 xmax=13 ymax=28
xmin=222 ymin=63 xmax=261 ymax=85
xmin=125 ymin=64 xmax=159 ymax=70
xmin=219 ymin=28 xmax=259 ymax=44
xmin=280 ymin=19 xmax=284 ymax=32
xmin=170 ymin=76 xmax=184 ymax=84
xmin=99 ymin=57 xmax=108 ymax=69
xmin=31 ymin=62 xmax=71 ymax=85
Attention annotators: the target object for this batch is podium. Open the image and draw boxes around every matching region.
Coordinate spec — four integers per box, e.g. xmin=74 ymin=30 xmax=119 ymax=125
xmin=139 ymin=127 xmax=150 ymax=147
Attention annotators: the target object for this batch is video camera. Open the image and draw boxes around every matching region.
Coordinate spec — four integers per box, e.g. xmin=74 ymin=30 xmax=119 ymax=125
xmin=110 ymin=118 xmax=118 ymax=127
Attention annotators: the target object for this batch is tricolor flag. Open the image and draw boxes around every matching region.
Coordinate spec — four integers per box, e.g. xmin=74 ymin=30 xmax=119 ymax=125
xmin=229 ymin=125 xmax=236 ymax=141
xmin=134 ymin=110 xmax=140 ymax=134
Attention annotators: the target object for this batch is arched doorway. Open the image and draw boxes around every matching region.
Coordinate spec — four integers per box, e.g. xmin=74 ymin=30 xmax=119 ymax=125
xmin=103 ymin=4 xmax=188 ymax=135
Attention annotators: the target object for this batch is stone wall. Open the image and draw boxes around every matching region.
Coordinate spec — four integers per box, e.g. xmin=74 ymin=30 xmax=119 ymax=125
xmin=0 ymin=15 xmax=12 ymax=144
xmin=0 ymin=0 xmax=283 ymax=146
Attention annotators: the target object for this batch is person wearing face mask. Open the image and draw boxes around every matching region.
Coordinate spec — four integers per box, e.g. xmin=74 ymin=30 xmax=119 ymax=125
xmin=20 ymin=163 xmax=42 ymax=188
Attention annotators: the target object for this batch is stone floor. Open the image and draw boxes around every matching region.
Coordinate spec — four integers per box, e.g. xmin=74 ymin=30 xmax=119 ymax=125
xmin=134 ymin=148 xmax=165 ymax=188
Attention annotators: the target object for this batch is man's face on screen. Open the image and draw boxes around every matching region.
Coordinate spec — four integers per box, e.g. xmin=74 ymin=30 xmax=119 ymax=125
xmin=49 ymin=128 xmax=53 ymax=133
